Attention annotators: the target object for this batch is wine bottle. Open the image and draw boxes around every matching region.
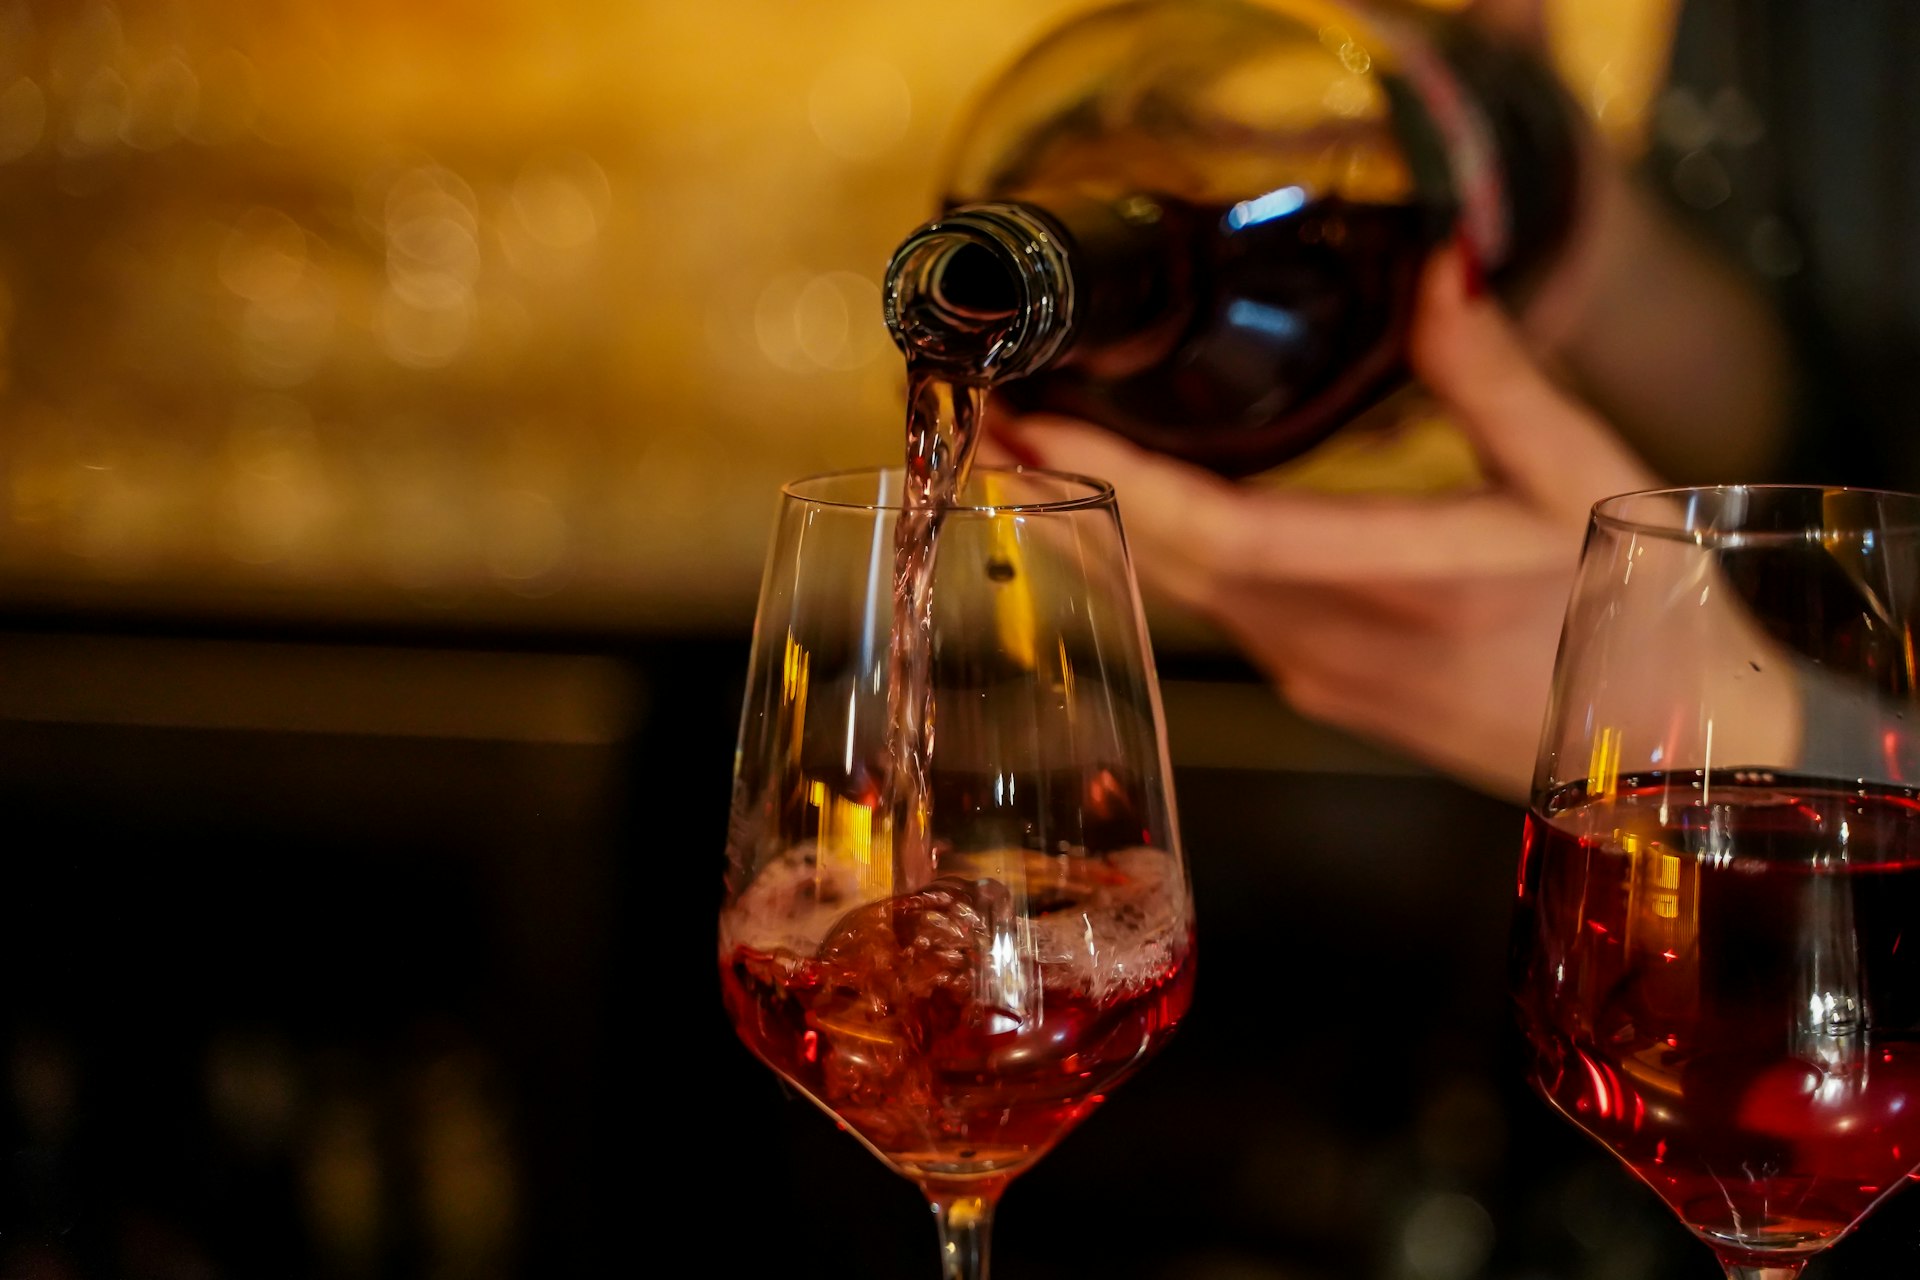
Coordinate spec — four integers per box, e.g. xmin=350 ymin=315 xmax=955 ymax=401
xmin=882 ymin=0 xmax=1583 ymax=477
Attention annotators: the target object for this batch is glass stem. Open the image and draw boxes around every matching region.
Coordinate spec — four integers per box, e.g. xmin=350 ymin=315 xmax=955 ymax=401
xmin=1722 ymin=1265 xmax=1804 ymax=1280
xmin=931 ymin=1192 xmax=997 ymax=1280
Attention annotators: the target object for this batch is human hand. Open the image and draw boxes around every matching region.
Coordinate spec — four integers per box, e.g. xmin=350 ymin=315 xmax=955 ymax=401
xmin=983 ymin=243 xmax=1659 ymax=802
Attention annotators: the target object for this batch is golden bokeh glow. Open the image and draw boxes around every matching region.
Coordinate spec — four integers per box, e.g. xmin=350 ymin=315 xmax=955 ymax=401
xmin=0 ymin=0 xmax=1661 ymax=631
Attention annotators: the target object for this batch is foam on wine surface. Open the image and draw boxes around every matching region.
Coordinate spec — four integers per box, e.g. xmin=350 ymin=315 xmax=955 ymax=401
xmin=722 ymin=845 xmax=1186 ymax=1000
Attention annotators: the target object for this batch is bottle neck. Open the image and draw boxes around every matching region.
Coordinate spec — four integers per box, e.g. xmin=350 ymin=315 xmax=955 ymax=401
xmin=884 ymin=195 xmax=1187 ymax=383
xmin=882 ymin=203 xmax=1076 ymax=381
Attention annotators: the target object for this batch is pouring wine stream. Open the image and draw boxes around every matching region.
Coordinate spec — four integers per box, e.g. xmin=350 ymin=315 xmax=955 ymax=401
xmin=883 ymin=222 xmax=1036 ymax=891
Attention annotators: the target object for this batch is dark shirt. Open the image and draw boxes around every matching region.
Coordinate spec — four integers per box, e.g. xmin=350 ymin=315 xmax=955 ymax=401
xmin=1652 ymin=0 xmax=1920 ymax=487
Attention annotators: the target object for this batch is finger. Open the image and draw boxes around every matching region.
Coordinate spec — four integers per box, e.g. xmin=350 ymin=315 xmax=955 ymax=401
xmin=1412 ymin=243 xmax=1656 ymax=509
xmin=1219 ymin=486 xmax=1576 ymax=582
xmin=993 ymin=414 xmax=1247 ymax=605
xmin=1000 ymin=413 xmax=1577 ymax=586
xmin=1210 ymin=584 xmax=1548 ymax=801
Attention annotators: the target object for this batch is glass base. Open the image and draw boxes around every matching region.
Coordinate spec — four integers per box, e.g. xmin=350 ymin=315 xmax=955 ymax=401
xmin=1695 ymin=1222 xmax=1830 ymax=1264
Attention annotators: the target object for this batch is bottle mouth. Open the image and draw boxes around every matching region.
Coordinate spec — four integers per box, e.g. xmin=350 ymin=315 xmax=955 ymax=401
xmin=882 ymin=204 xmax=1075 ymax=379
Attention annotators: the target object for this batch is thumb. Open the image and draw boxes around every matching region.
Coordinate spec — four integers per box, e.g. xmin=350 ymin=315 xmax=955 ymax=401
xmin=1412 ymin=243 xmax=1656 ymax=511
xmin=992 ymin=414 xmax=1249 ymax=603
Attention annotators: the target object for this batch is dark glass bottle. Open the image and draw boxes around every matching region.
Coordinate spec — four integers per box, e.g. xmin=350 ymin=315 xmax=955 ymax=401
xmin=882 ymin=0 xmax=1584 ymax=477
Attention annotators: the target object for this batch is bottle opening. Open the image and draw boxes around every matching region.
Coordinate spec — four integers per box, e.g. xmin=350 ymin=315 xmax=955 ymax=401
xmin=929 ymin=241 xmax=1022 ymax=322
xmin=883 ymin=203 xmax=1075 ymax=380
xmin=885 ymin=229 xmax=1027 ymax=376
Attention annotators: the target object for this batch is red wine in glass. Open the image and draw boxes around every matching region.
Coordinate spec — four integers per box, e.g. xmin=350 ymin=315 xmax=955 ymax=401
xmin=1514 ymin=773 xmax=1920 ymax=1267
xmin=722 ymin=847 xmax=1193 ymax=1181
xmin=1515 ymin=484 xmax=1920 ymax=1279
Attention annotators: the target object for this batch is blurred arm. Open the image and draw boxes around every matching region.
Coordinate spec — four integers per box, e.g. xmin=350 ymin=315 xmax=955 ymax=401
xmin=1545 ymin=162 xmax=1796 ymax=482
xmin=1478 ymin=0 xmax=1798 ymax=482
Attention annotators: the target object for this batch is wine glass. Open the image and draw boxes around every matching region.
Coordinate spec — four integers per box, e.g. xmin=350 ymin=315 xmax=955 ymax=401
xmin=1512 ymin=485 xmax=1920 ymax=1279
xmin=718 ymin=466 xmax=1195 ymax=1279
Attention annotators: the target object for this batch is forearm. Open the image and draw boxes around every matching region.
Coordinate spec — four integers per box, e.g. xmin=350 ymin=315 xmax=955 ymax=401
xmin=1550 ymin=157 xmax=1797 ymax=482
xmin=1463 ymin=0 xmax=1794 ymax=481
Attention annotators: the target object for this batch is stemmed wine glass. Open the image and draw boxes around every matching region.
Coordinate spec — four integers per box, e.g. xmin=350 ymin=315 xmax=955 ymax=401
xmin=719 ymin=467 xmax=1195 ymax=1279
xmin=1512 ymin=485 xmax=1920 ymax=1279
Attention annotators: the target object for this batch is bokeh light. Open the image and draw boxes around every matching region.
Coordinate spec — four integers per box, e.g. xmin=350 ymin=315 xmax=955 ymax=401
xmin=0 ymin=0 xmax=1114 ymax=630
xmin=0 ymin=0 xmax=1660 ymax=632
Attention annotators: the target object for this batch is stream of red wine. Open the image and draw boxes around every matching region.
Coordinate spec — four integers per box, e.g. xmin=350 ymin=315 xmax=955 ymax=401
xmin=885 ymin=362 xmax=986 ymax=887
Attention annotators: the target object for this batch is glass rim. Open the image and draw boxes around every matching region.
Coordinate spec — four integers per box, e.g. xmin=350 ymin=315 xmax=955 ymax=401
xmin=780 ymin=465 xmax=1116 ymax=514
xmin=1590 ymin=483 xmax=1920 ymax=543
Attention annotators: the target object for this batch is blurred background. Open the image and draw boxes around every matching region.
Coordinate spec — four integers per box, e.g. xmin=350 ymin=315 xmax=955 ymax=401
xmin=1 ymin=0 xmax=1912 ymax=1277
xmin=0 ymin=0 xmax=1681 ymax=626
